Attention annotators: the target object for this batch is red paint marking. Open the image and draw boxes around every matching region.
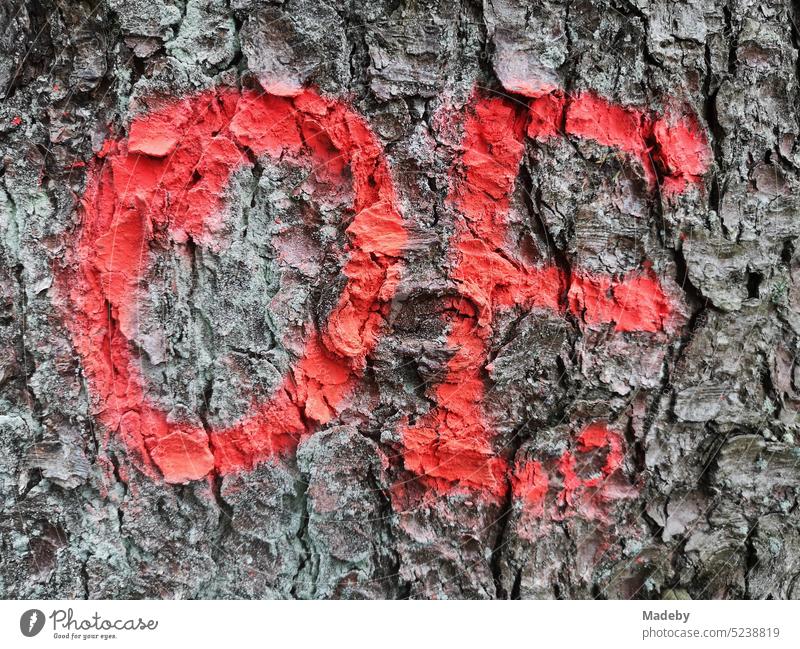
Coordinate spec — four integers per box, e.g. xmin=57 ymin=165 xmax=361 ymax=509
xmin=568 ymin=271 xmax=671 ymax=333
xmin=511 ymin=460 xmax=549 ymax=517
xmin=401 ymin=88 xmax=709 ymax=501
xmin=513 ymin=423 xmax=629 ymax=520
xmin=527 ymin=90 xmax=710 ymax=192
xmin=60 ymin=87 xmax=406 ymax=483
xmin=11 ymin=116 xmax=22 ymax=126
xmin=527 ymin=93 xmax=566 ymax=141
xmin=555 ymin=423 xmax=627 ymax=520
xmin=60 ymin=80 xmax=708 ymax=508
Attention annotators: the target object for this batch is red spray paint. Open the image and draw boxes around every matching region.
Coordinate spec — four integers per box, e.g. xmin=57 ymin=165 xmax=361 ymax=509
xmin=513 ymin=422 xmax=631 ymax=521
xmin=527 ymin=89 xmax=709 ymax=193
xmin=60 ymin=87 xmax=407 ymax=483
xmin=511 ymin=460 xmax=549 ymax=517
xmin=400 ymin=88 xmax=709 ymax=503
xmin=61 ymin=81 xmax=709 ymax=511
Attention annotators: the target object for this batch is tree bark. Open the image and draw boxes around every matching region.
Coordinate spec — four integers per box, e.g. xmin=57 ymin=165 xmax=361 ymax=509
xmin=1 ymin=0 xmax=800 ymax=599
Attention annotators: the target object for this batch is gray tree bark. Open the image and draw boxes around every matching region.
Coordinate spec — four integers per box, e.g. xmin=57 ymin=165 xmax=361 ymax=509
xmin=1 ymin=0 xmax=800 ymax=599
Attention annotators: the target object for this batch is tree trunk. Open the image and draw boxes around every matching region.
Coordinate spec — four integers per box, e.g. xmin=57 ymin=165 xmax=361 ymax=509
xmin=2 ymin=0 xmax=800 ymax=599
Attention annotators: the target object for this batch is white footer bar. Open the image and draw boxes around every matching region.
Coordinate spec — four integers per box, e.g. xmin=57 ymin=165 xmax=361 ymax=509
xmin=1 ymin=599 xmax=796 ymax=649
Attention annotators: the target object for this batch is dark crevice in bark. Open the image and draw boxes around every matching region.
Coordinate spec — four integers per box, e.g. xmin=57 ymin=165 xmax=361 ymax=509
xmin=243 ymin=160 xmax=264 ymax=243
xmin=640 ymin=214 xmax=709 ymax=438
xmin=489 ymin=417 xmax=532 ymax=599
xmin=510 ymin=567 xmax=522 ymax=599
xmin=698 ymin=424 xmax=730 ymax=489
xmin=743 ymin=520 xmax=759 ymax=598
xmin=17 ymin=470 xmax=42 ymax=500
xmin=626 ymin=411 xmax=647 ymax=485
xmin=227 ymin=11 xmax=244 ymax=72
xmin=490 ymin=501 xmax=513 ymax=599
xmin=673 ymin=237 xmax=707 ymax=310
xmin=643 ymin=302 xmax=706 ymax=439
xmin=209 ymin=471 xmax=235 ymax=573
xmin=746 ymin=270 xmax=763 ymax=299
xmin=520 ymin=157 xmax=566 ymax=273
xmin=641 ymin=496 xmax=665 ymax=539
xmin=107 ymin=450 xmax=127 ymax=506
xmin=781 ymin=237 xmax=795 ymax=265
xmin=188 ymin=282 xmax=234 ymax=580
xmin=336 ymin=5 xmax=373 ymax=98
xmin=701 ymin=36 xmax=731 ymax=239
xmin=614 ymin=0 xmax=663 ymax=70
xmin=723 ymin=2 xmax=739 ymax=76
xmin=106 ymin=449 xmax=135 ymax=579
xmin=84 ymin=407 xmax=100 ymax=459
xmin=613 ymin=0 xmax=646 ymax=20
xmin=290 ymin=476 xmax=313 ymax=599
xmin=469 ymin=0 xmax=494 ymax=83
xmin=185 ymin=234 xmax=217 ymax=431
xmin=562 ymin=0 xmax=574 ymax=94
xmin=368 ymin=468 xmax=404 ymax=597
xmin=397 ymin=580 xmax=413 ymax=600
xmin=559 ymin=522 xmax=575 ymax=598
xmin=760 ymin=361 xmax=780 ymax=421
xmin=14 ymin=262 xmax=38 ymax=413
xmin=80 ymin=558 xmax=90 ymax=599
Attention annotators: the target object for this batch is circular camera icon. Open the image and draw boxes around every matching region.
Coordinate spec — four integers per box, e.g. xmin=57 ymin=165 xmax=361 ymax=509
xmin=20 ymin=609 xmax=45 ymax=637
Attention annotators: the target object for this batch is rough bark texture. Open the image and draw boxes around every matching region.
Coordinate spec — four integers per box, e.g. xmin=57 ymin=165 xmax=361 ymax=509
xmin=2 ymin=0 xmax=800 ymax=600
